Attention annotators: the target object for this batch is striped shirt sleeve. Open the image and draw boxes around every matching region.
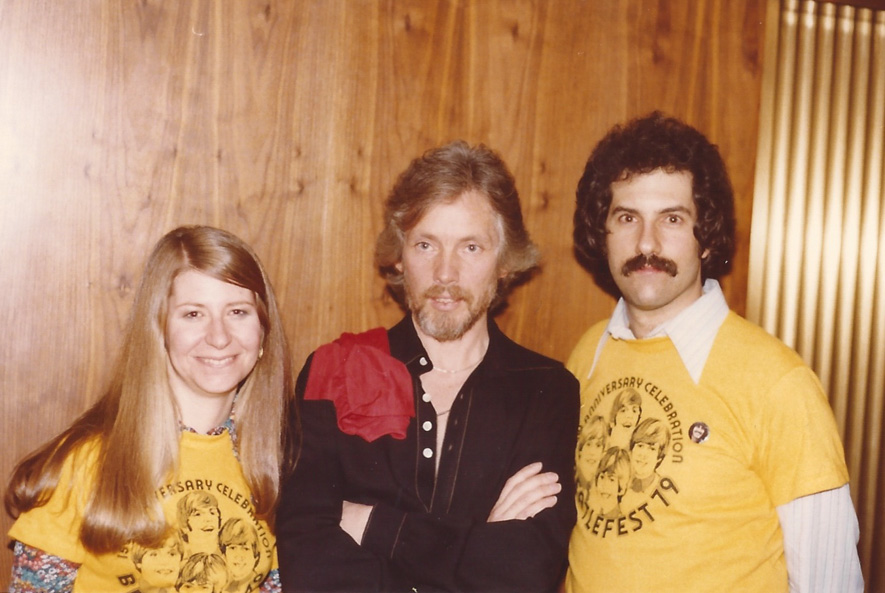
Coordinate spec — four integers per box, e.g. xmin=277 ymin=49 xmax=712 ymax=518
xmin=776 ymin=484 xmax=864 ymax=592
xmin=10 ymin=540 xmax=78 ymax=593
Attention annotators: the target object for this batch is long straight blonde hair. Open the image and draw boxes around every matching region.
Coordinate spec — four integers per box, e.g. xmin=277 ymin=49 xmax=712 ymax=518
xmin=5 ymin=226 xmax=297 ymax=553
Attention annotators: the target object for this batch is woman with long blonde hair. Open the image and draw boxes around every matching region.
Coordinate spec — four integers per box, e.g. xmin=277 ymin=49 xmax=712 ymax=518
xmin=5 ymin=225 xmax=297 ymax=593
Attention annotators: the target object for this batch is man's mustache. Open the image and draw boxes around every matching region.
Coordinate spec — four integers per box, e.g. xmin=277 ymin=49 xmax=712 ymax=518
xmin=621 ymin=254 xmax=678 ymax=277
xmin=424 ymin=284 xmax=468 ymax=301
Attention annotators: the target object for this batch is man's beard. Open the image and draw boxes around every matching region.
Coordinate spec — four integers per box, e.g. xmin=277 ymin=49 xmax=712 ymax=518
xmin=406 ymin=281 xmax=497 ymax=342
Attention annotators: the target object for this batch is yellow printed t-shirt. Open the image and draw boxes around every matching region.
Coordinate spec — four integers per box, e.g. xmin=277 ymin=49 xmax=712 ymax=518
xmin=565 ymin=313 xmax=848 ymax=593
xmin=9 ymin=430 xmax=277 ymax=593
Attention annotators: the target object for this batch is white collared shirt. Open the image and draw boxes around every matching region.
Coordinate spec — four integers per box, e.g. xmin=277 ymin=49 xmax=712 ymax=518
xmin=593 ymin=278 xmax=727 ymax=383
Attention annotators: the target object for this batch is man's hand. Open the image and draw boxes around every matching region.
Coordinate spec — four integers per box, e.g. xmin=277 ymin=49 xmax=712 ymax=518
xmin=487 ymin=462 xmax=562 ymax=522
xmin=341 ymin=500 xmax=373 ymax=544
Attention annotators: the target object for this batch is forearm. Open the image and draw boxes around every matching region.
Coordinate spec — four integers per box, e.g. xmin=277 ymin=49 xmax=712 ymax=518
xmin=257 ymin=569 xmax=281 ymax=593
xmin=776 ymin=484 xmax=863 ymax=593
xmin=276 ymin=399 xmax=387 ymax=592
xmin=359 ymin=380 xmax=579 ymax=592
xmin=10 ymin=541 xmax=79 ymax=593
xmin=362 ymin=500 xmax=572 ymax=592
xmin=276 ymin=522 xmax=385 ymax=593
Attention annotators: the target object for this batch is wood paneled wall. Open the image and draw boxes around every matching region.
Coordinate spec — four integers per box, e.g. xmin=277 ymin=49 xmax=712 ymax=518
xmin=0 ymin=0 xmax=765 ymax=586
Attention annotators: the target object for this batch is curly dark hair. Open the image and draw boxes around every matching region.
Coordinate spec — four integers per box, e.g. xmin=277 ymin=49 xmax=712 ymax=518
xmin=573 ymin=112 xmax=736 ymax=297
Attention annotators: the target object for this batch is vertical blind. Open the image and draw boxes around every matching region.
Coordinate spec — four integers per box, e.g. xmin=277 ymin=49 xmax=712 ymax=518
xmin=747 ymin=0 xmax=885 ymax=585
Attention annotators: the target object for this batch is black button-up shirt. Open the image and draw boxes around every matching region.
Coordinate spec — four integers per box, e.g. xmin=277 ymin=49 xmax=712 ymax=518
xmin=278 ymin=317 xmax=580 ymax=592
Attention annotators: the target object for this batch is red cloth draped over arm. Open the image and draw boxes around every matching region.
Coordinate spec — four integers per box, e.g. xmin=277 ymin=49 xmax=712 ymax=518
xmin=303 ymin=327 xmax=415 ymax=442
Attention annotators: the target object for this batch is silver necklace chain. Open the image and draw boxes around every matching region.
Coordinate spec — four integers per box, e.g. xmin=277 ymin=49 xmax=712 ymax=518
xmin=432 ymin=358 xmax=482 ymax=374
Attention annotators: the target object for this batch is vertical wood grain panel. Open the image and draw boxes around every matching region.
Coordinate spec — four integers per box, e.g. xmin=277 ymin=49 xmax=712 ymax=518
xmin=0 ymin=0 xmax=765 ymax=585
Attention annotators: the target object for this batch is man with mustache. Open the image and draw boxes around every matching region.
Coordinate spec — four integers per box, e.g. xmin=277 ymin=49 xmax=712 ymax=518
xmin=565 ymin=112 xmax=862 ymax=593
xmin=277 ymin=141 xmax=579 ymax=592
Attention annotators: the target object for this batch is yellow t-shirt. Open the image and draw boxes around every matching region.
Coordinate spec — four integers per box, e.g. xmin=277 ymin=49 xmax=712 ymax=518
xmin=565 ymin=313 xmax=849 ymax=593
xmin=9 ymin=430 xmax=277 ymax=593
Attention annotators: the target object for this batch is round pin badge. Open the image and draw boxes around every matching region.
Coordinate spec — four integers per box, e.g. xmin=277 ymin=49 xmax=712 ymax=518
xmin=689 ymin=421 xmax=710 ymax=444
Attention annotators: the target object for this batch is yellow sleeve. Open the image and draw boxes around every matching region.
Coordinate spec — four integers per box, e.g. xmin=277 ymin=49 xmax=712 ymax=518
xmin=757 ymin=366 xmax=849 ymax=506
xmin=8 ymin=442 xmax=99 ymax=563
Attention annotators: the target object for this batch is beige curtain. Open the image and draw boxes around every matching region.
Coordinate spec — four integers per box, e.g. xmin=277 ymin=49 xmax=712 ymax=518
xmin=747 ymin=0 xmax=885 ymax=585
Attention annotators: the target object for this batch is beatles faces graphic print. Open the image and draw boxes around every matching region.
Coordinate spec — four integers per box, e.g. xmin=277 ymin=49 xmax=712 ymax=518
xmin=115 ymin=482 xmax=273 ymax=593
xmin=575 ymin=377 xmax=686 ymax=538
